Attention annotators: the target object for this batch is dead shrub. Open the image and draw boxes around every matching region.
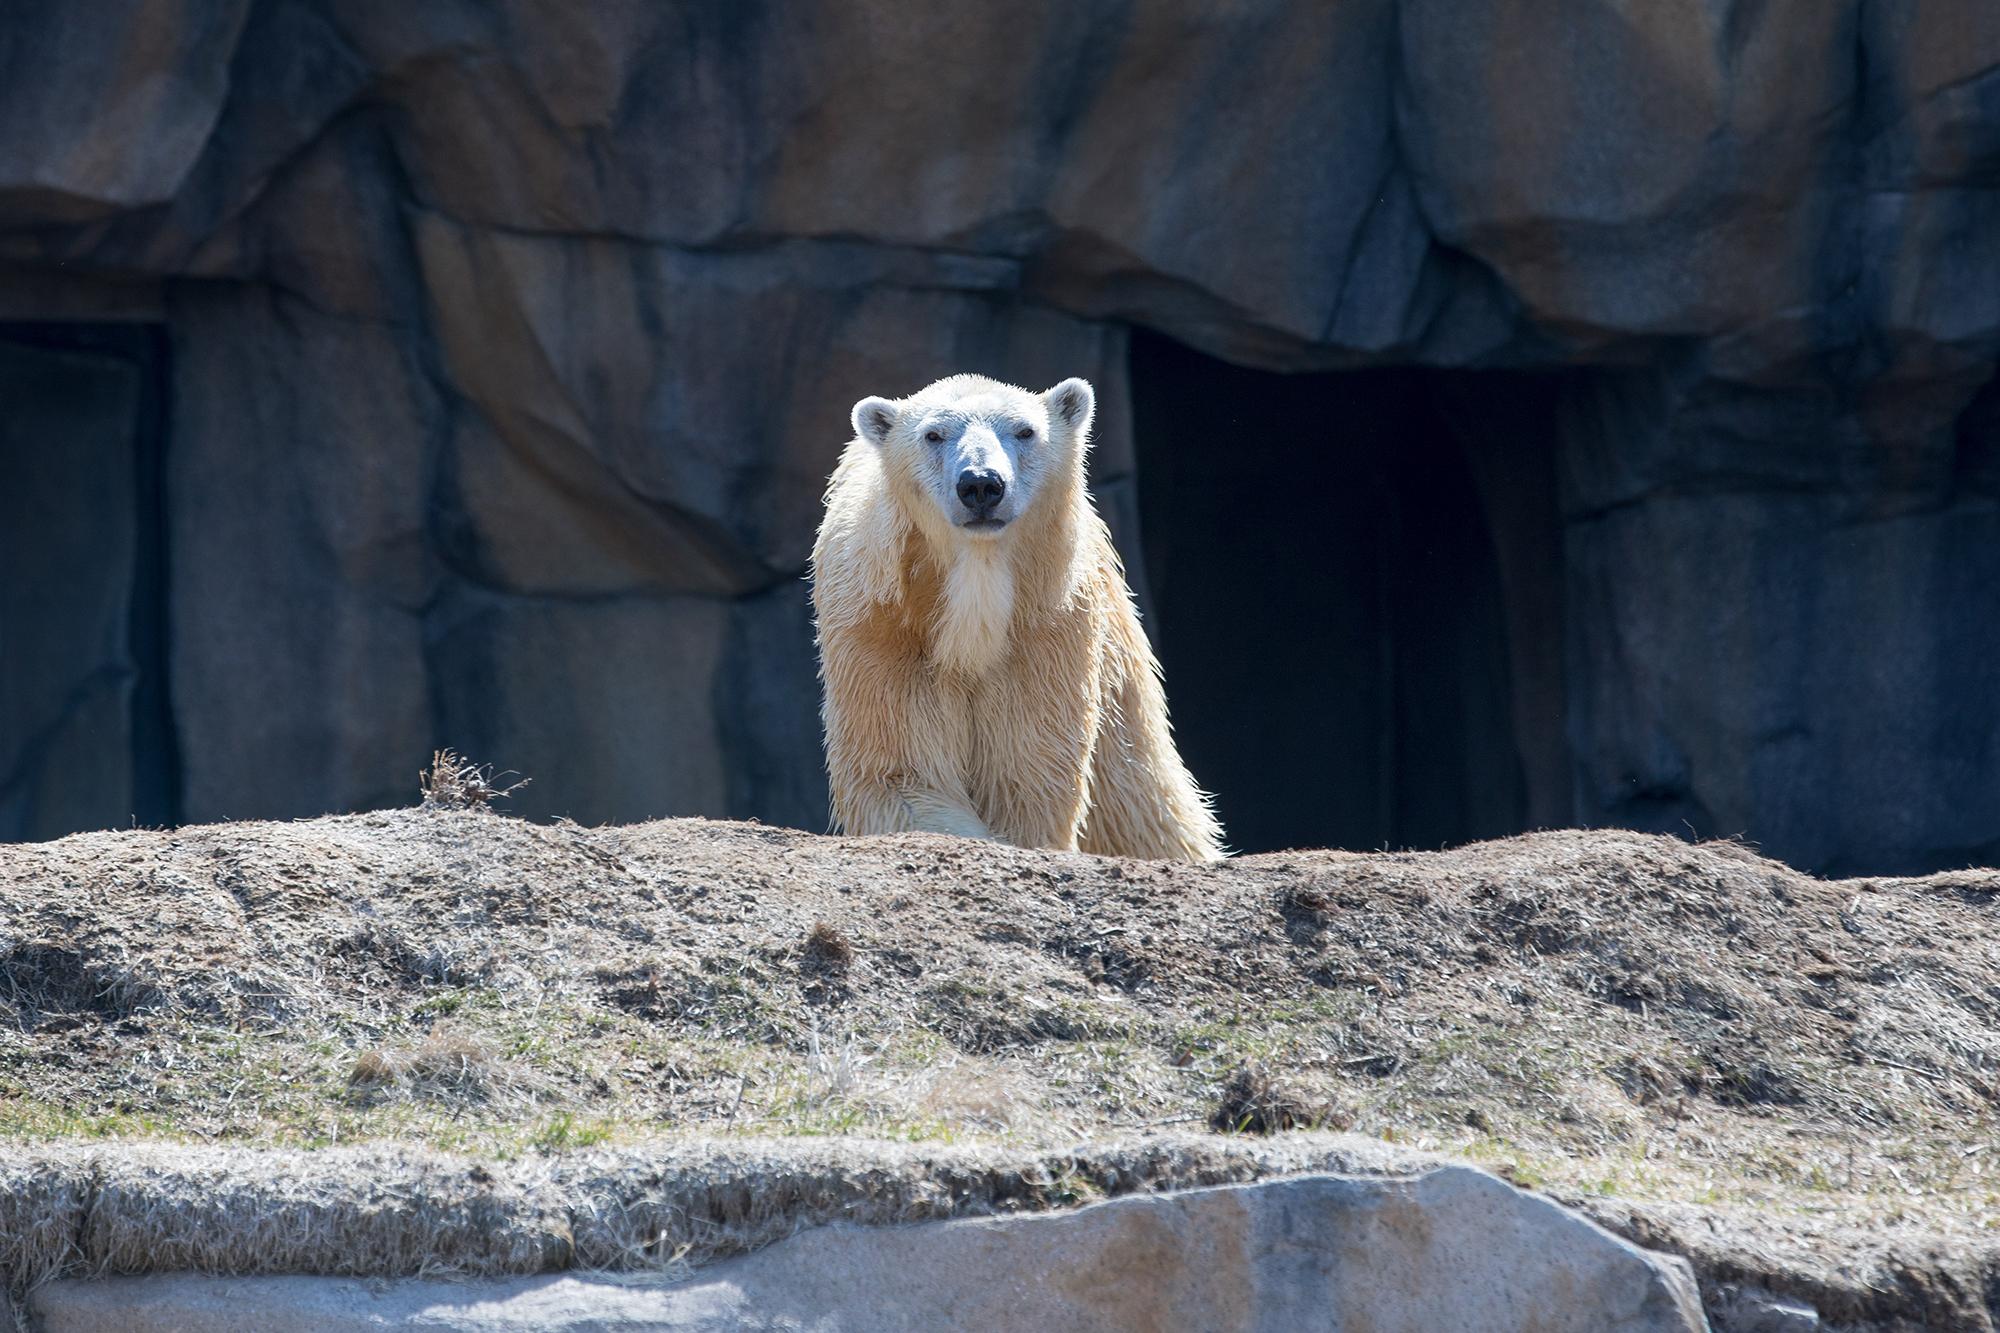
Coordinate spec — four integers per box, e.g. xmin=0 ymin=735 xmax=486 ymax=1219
xmin=1210 ymin=1062 xmax=1353 ymax=1135
xmin=802 ymin=922 xmax=854 ymax=976
xmin=419 ymin=749 xmax=530 ymax=811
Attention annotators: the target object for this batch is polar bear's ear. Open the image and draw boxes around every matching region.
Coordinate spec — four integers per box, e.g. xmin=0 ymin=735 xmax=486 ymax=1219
xmin=1044 ymin=378 xmax=1095 ymax=436
xmin=851 ymin=396 xmax=899 ymax=446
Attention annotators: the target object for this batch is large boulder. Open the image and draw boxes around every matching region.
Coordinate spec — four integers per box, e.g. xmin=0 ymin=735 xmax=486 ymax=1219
xmin=31 ymin=1168 xmax=1706 ymax=1332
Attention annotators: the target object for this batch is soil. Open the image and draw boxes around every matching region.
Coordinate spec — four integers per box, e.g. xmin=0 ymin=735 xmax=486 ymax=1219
xmin=0 ymin=805 xmax=1995 ymax=1327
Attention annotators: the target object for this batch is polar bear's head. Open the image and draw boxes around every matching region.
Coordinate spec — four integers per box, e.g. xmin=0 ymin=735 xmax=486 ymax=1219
xmin=850 ymin=374 xmax=1095 ymax=540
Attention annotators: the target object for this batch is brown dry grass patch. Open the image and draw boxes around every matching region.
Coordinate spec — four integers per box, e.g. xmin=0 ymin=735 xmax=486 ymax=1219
xmin=1211 ymin=1062 xmax=1354 ymax=1135
xmin=801 ymin=921 xmax=854 ymax=975
xmin=418 ymin=749 xmax=530 ymax=811
xmin=348 ymin=1030 xmax=535 ymax=1106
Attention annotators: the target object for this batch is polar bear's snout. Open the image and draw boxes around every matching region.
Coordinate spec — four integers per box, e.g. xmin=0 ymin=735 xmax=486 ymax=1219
xmin=955 ymin=468 xmax=1006 ymax=519
xmin=943 ymin=419 xmax=1018 ymax=531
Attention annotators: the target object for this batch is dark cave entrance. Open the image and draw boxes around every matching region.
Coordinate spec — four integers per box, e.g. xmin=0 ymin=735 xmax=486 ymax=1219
xmin=0 ymin=322 xmax=178 ymax=840
xmin=1128 ymin=331 xmax=1571 ymax=855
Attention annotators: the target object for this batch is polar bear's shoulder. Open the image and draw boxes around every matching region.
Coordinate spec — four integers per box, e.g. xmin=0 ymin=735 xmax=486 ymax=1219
xmin=812 ymin=442 xmax=910 ymax=628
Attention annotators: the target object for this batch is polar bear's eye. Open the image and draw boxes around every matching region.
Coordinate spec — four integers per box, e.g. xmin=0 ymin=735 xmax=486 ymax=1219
xmin=1014 ymin=426 xmax=1035 ymax=441
xmin=923 ymin=429 xmax=945 ymax=444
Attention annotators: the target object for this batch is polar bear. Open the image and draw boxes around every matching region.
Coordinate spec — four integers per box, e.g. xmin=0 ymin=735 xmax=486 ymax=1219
xmin=811 ymin=373 xmax=1225 ymax=861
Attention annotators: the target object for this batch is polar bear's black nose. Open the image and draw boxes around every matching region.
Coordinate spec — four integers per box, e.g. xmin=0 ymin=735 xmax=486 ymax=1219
xmin=956 ymin=469 xmax=1006 ymax=516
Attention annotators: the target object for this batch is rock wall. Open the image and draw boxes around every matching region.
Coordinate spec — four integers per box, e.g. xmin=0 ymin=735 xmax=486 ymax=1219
xmin=0 ymin=2 xmax=1995 ymax=872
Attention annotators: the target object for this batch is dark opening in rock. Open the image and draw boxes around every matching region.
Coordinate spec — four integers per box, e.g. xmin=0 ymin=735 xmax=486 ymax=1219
xmin=1129 ymin=331 xmax=1572 ymax=854
xmin=0 ymin=322 xmax=178 ymax=840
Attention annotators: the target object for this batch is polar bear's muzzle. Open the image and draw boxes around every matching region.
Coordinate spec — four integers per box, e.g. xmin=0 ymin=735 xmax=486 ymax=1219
xmin=956 ymin=468 xmax=1007 ymax=522
xmin=946 ymin=425 xmax=1017 ymax=531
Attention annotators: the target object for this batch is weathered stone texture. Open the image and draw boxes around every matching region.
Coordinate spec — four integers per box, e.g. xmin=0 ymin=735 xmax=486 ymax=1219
xmin=31 ymin=1169 xmax=1706 ymax=1332
xmin=0 ymin=2 xmax=1994 ymax=868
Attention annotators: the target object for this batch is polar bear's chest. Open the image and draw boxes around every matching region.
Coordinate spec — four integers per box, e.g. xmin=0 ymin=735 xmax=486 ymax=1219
xmin=930 ymin=551 xmax=1015 ymax=676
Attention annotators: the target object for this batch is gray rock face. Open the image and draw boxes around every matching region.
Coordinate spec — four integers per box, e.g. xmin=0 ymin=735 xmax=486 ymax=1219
xmin=1711 ymin=1285 xmax=1822 ymax=1333
xmin=0 ymin=3 xmax=1994 ymax=869
xmin=31 ymin=1168 xmax=1707 ymax=1332
xmin=0 ymin=2 xmax=247 ymax=222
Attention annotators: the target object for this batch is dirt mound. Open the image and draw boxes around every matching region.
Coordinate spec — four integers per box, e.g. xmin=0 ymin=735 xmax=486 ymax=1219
xmin=0 ymin=809 xmax=1995 ymax=1324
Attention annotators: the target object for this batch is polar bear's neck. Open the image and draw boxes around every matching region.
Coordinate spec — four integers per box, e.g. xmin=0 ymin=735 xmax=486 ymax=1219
xmin=932 ymin=545 xmax=1016 ymax=676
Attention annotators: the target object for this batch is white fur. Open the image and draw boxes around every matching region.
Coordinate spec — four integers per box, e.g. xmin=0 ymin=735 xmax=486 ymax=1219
xmin=812 ymin=449 xmax=909 ymax=628
xmin=933 ymin=546 xmax=1015 ymax=675
xmin=813 ymin=372 xmax=1226 ymax=861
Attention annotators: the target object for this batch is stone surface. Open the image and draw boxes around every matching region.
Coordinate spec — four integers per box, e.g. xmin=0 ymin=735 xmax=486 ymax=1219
xmin=1711 ymin=1285 xmax=1822 ymax=1333
xmin=0 ymin=1 xmax=247 ymax=222
xmin=31 ymin=1169 xmax=1706 ymax=1332
xmin=0 ymin=3 xmax=1994 ymax=868
xmin=166 ymin=284 xmax=439 ymax=824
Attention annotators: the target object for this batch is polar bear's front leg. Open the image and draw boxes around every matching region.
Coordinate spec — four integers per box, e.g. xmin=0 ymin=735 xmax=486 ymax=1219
xmin=820 ymin=625 xmax=992 ymax=840
xmin=897 ymin=786 xmax=994 ymax=840
xmin=973 ymin=617 xmax=1101 ymax=852
xmin=831 ymin=770 xmax=991 ymax=840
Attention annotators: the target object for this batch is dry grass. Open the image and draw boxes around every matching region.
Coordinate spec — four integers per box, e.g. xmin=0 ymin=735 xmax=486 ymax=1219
xmin=418 ymin=749 xmax=530 ymax=811
xmin=1210 ymin=1062 xmax=1353 ymax=1135
xmin=897 ymin=1053 xmax=1036 ymax=1132
xmin=0 ymin=806 xmax=1996 ymax=1322
xmin=348 ymin=1030 xmax=540 ymax=1106
xmin=802 ymin=921 xmax=855 ymax=976
xmin=0 ymin=1135 xmax=1434 ymax=1295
